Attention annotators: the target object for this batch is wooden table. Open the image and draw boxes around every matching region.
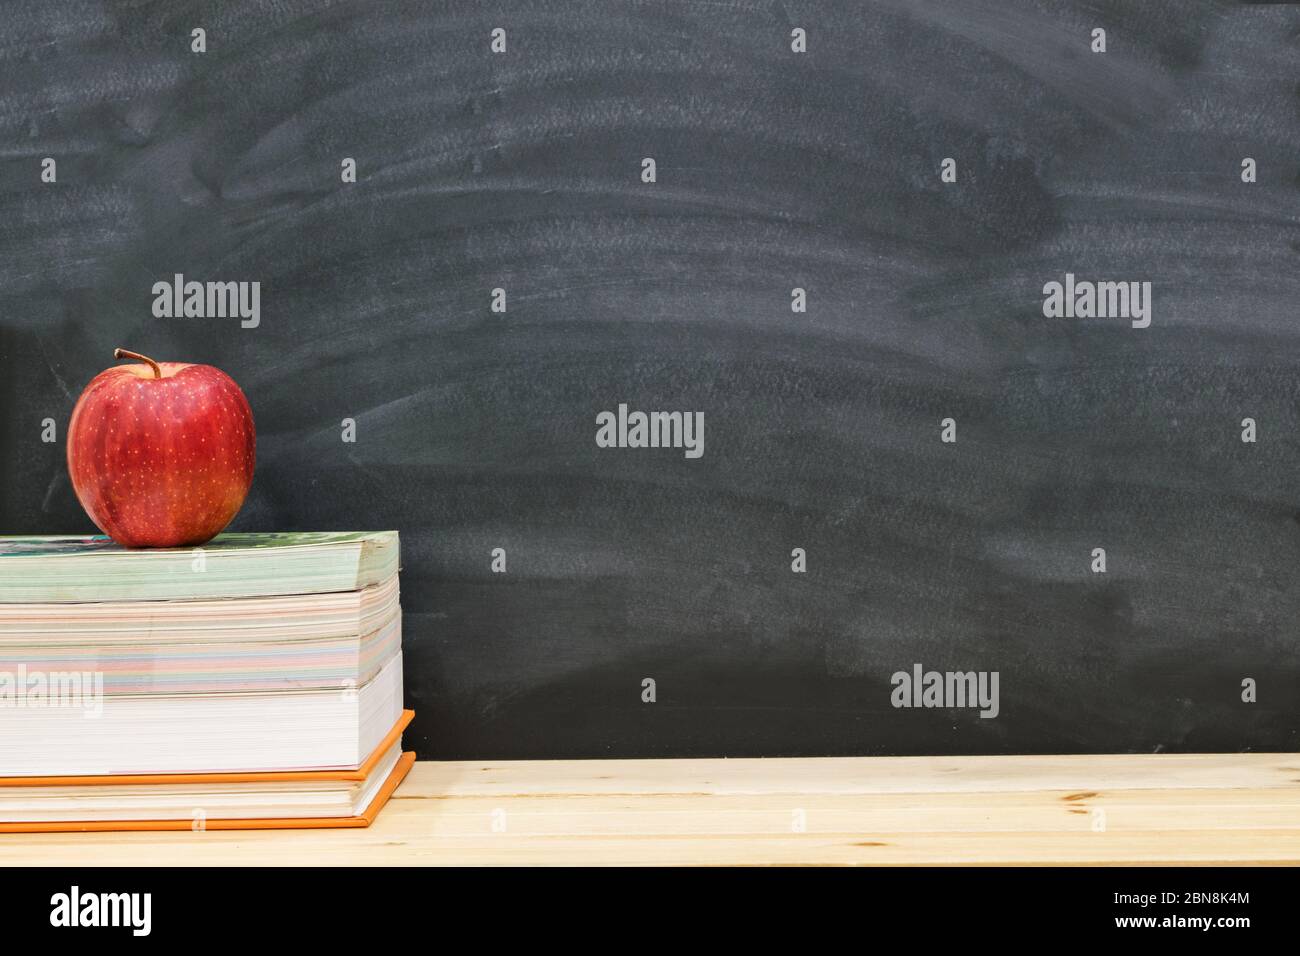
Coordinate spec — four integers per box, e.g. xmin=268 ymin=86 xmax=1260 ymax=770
xmin=4 ymin=753 xmax=1298 ymax=865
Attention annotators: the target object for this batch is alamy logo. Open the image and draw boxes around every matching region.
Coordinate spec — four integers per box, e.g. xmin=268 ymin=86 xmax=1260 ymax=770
xmin=50 ymin=886 xmax=151 ymax=936
xmin=152 ymin=273 xmax=260 ymax=328
xmin=1042 ymin=273 xmax=1151 ymax=328
xmin=891 ymin=663 xmax=1000 ymax=718
xmin=0 ymin=666 xmax=103 ymax=717
xmin=596 ymin=403 xmax=704 ymax=459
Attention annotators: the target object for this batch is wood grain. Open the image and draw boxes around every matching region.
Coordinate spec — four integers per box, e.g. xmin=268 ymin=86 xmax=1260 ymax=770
xmin=2 ymin=754 xmax=1297 ymax=865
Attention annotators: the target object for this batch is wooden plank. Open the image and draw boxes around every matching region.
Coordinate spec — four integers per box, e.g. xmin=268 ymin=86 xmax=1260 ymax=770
xmin=1 ymin=755 xmax=1297 ymax=866
xmin=410 ymin=753 xmax=1300 ymax=796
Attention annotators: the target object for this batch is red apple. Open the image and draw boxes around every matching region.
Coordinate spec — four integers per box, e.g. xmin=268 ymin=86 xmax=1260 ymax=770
xmin=67 ymin=349 xmax=256 ymax=548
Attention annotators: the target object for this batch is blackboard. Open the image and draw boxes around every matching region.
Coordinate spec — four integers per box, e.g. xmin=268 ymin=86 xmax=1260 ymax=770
xmin=2 ymin=1 xmax=1297 ymax=758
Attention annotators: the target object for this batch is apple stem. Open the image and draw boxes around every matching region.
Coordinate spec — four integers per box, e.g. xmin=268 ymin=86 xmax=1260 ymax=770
xmin=114 ymin=348 xmax=161 ymax=379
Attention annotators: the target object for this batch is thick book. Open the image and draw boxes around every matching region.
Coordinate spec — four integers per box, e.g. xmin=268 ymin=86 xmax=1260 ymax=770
xmin=0 ymin=575 xmax=400 ymax=695
xmin=0 ymin=652 xmax=404 ymax=776
xmin=0 ymin=531 xmax=399 ymax=603
xmin=0 ymin=712 xmax=416 ymax=832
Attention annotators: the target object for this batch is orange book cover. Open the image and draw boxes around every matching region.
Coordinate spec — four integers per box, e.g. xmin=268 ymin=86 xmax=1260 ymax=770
xmin=0 ymin=710 xmax=416 ymax=833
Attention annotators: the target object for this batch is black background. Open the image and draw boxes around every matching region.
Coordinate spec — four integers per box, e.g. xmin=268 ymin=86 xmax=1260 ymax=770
xmin=1 ymin=1 xmax=1297 ymax=758
xmin=1 ymin=866 xmax=1282 ymax=940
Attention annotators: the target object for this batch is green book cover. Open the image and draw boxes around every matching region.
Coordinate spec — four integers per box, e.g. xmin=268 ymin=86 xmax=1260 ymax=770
xmin=0 ymin=531 xmax=399 ymax=603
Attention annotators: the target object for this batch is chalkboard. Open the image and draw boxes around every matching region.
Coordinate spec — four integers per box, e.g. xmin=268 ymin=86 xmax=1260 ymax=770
xmin=2 ymin=1 xmax=1297 ymax=758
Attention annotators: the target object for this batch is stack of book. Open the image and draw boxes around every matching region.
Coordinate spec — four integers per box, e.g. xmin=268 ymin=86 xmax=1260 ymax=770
xmin=0 ymin=531 xmax=412 ymax=832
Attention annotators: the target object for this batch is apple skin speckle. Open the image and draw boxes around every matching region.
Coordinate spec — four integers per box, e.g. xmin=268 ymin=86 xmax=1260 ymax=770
xmin=66 ymin=360 xmax=256 ymax=548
